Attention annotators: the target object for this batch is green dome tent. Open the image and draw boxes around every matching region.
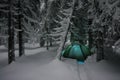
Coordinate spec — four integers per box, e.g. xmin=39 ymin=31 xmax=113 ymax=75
xmin=61 ymin=42 xmax=92 ymax=62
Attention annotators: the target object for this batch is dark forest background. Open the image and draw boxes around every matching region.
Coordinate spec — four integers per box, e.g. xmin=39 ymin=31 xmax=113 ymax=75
xmin=0 ymin=0 xmax=120 ymax=63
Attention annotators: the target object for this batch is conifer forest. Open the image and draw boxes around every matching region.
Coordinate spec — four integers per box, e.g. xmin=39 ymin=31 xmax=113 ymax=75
xmin=0 ymin=0 xmax=120 ymax=80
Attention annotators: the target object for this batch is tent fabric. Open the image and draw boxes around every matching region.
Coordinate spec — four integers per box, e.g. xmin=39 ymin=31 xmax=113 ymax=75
xmin=69 ymin=44 xmax=85 ymax=61
xmin=62 ymin=42 xmax=92 ymax=61
xmin=62 ymin=45 xmax=72 ymax=57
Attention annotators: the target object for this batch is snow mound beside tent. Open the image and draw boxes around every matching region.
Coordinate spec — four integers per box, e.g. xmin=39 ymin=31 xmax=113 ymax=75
xmin=36 ymin=59 xmax=77 ymax=80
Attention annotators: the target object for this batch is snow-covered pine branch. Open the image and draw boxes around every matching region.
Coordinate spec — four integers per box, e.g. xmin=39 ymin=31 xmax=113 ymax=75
xmin=0 ymin=4 xmax=8 ymax=8
xmin=23 ymin=14 xmax=40 ymax=25
xmin=14 ymin=28 xmax=22 ymax=32
xmin=0 ymin=9 xmax=9 ymax=13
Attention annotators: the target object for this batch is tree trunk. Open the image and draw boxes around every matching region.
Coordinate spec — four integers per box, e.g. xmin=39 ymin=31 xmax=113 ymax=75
xmin=46 ymin=35 xmax=49 ymax=50
xmin=49 ymin=37 xmax=52 ymax=46
xmin=18 ymin=0 xmax=24 ymax=57
xmin=55 ymin=0 xmax=76 ymax=60
xmin=96 ymin=31 xmax=104 ymax=62
xmin=88 ymin=29 xmax=93 ymax=49
xmin=40 ymin=37 xmax=45 ymax=47
xmin=8 ymin=0 xmax=15 ymax=64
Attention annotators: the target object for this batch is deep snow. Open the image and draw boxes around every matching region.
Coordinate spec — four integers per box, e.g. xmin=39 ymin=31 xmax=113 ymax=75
xmin=0 ymin=44 xmax=120 ymax=80
xmin=0 ymin=45 xmax=79 ymax=80
xmin=0 ymin=43 xmax=48 ymax=69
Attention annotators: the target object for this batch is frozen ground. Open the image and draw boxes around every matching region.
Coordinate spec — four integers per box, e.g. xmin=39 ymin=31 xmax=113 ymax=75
xmin=0 ymin=44 xmax=120 ymax=80
xmin=79 ymin=55 xmax=120 ymax=80
xmin=0 ymin=44 xmax=77 ymax=80
xmin=0 ymin=43 xmax=57 ymax=68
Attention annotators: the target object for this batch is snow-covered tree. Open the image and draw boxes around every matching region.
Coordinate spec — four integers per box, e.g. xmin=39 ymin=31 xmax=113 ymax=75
xmin=87 ymin=0 xmax=120 ymax=61
xmin=0 ymin=0 xmax=9 ymax=45
xmin=22 ymin=0 xmax=41 ymax=43
xmin=70 ymin=0 xmax=89 ymax=44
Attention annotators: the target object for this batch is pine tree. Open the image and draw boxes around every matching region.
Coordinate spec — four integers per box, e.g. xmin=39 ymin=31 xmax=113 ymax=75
xmin=55 ymin=0 xmax=76 ymax=59
xmin=87 ymin=0 xmax=120 ymax=61
xmin=70 ymin=0 xmax=89 ymax=44
xmin=8 ymin=0 xmax=15 ymax=64
xmin=0 ymin=0 xmax=9 ymax=46
xmin=21 ymin=0 xmax=41 ymax=44
xmin=18 ymin=0 xmax=24 ymax=56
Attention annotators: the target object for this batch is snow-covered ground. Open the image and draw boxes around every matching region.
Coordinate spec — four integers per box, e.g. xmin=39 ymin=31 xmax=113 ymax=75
xmin=82 ymin=56 xmax=120 ymax=80
xmin=0 ymin=43 xmax=57 ymax=69
xmin=0 ymin=44 xmax=120 ymax=80
xmin=0 ymin=44 xmax=78 ymax=80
